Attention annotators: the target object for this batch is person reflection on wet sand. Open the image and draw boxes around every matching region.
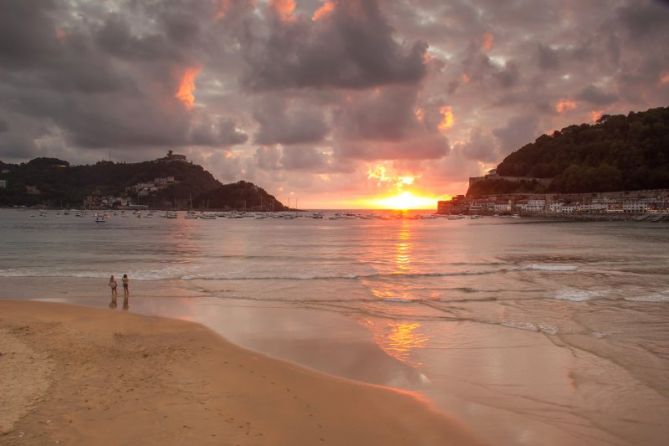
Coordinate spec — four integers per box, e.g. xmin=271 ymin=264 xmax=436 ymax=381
xmin=108 ymin=275 xmax=118 ymax=309
xmin=122 ymin=273 xmax=130 ymax=310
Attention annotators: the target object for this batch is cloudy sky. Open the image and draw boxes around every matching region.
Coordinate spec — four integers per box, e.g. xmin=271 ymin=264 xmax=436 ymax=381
xmin=1 ymin=0 xmax=668 ymax=208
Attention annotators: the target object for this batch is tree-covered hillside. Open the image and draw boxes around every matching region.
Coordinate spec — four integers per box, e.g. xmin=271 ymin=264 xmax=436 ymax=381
xmin=0 ymin=156 xmax=287 ymax=210
xmin=195 ymin=181 xmax=288 ymax=211
xmin=469 ymin=106 xmax=669 ymax=196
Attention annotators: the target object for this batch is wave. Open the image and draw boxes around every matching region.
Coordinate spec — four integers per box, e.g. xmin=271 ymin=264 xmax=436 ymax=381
xmin=501 ymin=321 xmax=559 ymax=334
xmin=0 ymin=267 xmax=509 ymax=282
xmin=553 ymin=289 xmax=601 ymax=302
xmin=624 ymin=291 xmax=669 ymax=302
xmin=524 ymin=263 xmax=579 ymax=272
xmin=183 ymin=269 xmax=506 ymax=281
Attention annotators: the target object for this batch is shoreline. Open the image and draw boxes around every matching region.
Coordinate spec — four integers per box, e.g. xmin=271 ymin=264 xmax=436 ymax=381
xmin=0 ymin=300 xmax=485 ymax=446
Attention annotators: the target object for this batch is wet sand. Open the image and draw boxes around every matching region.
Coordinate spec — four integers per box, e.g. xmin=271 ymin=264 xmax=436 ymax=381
xmin=0 ymin=300 xmax=485 ymax=446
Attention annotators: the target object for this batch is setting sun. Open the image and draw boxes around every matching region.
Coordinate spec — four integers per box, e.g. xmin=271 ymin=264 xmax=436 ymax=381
xmin=372 ymin=191 xmax=439 ymax=210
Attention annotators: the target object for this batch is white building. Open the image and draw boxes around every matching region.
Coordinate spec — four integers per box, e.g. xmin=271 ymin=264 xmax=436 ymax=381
xmin=494 ymin=201 xmax=512 ymax=214
xmin=623 ymin=200 xmax=649 ymax=214
xmin=525 ymin=199 xmax=546 ymax=213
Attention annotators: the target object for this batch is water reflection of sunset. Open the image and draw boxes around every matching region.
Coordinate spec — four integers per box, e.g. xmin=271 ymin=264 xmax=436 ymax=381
xmin=368 ymin=219 xmax=414 ymax=300
xmin=364 ymin=319 xmax=428 ymax=366
xmin=360 ymin=220 xmax=429 ymax=365
xmin=395 ymin=220 xmax=411 ymax=272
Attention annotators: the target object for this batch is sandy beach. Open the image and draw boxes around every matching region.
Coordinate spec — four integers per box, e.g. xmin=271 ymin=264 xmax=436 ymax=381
xmin=0 ymin=300 xmax=484 ymax=446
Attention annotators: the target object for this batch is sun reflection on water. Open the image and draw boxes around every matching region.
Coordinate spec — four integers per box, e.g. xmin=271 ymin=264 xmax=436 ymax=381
xmin=395 ymin=220 xmax=411 ymax=273
xmin=361 ymin=220 xmax=431 ymax=366
xmin=364 ymin=319 xmax=429 ymax=366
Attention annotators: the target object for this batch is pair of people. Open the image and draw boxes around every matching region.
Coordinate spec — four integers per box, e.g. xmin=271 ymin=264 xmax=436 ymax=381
xmin=108 ymin=274 xmax=129 ymax=310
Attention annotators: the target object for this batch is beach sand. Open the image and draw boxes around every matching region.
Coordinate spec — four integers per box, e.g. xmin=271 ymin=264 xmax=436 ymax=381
xmin=0 ymin=300 xmax=485 ymax=446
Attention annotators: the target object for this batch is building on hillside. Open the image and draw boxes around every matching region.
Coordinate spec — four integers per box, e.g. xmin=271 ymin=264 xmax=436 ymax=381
xmin=623 ymin=200 xmax=649 ymax=214
xmin=157 ymin=150 xmax=187 ymax=163
xmin=437 ymin=195 xmax=468 ymax=214
xmin=154 ymin=176 xmax=176 ymax=186
xmin=516 ymin=198 xmax=546 ymax=214
xmin=494 ymin=199 xmax=512 ymax=214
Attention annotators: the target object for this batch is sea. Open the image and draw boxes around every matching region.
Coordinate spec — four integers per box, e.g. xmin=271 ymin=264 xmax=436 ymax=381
xmin=1 ymin=208 xmax=668 ymax=445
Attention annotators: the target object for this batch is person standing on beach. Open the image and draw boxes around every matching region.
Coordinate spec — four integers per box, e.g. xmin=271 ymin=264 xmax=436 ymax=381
xmin=122 ymin=274 xmax=129 ymax=310
xmin=108 ymin=275 xmax=118 ymax=309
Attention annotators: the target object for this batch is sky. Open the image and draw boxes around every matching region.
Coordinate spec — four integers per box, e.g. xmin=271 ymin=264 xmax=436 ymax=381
xmin=1 ymin=0 xmax=669 ymax=209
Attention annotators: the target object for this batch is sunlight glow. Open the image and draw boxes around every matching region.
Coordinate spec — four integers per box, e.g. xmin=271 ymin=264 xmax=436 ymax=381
xmin=438 ymin=106 xmax=454 ymax=132
xmin=372 ymin=191 xmax=438 ymax=210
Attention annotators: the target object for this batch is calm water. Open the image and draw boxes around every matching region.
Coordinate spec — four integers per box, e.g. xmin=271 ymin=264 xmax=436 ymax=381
xmin=1 ymin=209 xmax=668 ymax=445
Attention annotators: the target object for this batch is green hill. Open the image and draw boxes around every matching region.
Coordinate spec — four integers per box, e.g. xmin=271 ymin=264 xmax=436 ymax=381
xmin=467 ymin=106 xmax=669 ymax=197
xmin=0 ymin=154 xmax=288 ymax=210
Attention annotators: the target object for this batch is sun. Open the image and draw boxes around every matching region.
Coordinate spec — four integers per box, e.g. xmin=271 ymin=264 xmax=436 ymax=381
xmin=374 ymin=191 xmax=437 ymax=210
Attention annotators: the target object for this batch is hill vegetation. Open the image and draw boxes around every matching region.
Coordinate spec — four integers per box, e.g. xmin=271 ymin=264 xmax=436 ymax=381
xmin=467 ymin=106 xmax=669 ymax=197
xmin=0 ymin=155 xmax=288 ymax=210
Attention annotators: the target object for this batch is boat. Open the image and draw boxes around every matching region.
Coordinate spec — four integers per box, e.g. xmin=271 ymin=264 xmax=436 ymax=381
xmin=95 ymin=214 xmax=106 ymax=223
xmin=164 ymin=211 xmax=178 ymax=219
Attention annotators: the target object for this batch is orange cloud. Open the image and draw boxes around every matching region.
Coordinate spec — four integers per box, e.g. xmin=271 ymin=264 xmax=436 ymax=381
xmin=175 ymin=67 xmax=201 ymax=110
xmin=590 ymin=110 xmax=603 ymax=123
xmin=482 ymin=32 xmax=494 ymax=52
xmin=555 ymin=99 xmax=577 ymax=113
xmin=367 ymin=165 xmax=415 ymax=189
xmin=438 ymin=106 xmax=454 ymax=132
xmin=55 ymin=28 xmax=67 ymax=42
xmin=271 ymin=0 xmax=296 ymax=22
xmin=414 ymin=108 xmax=425 ymax=122
xmin=660 ymin=72 xmax=669 ymax=85
xmin=214 ymin=0 xmax=232 ymax=21
xmin=312 ymin=1 xmax=335 ymax=21
xmin=367 ymin=165 xmax=391 ymax=183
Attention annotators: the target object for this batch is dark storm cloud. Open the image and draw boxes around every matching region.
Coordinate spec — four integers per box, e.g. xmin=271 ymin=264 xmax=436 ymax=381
xmin=335 ymin=135 xmax=449 ymax=161
xmin=281 ymin=146 xmax=329 ymax=171
xmin=0 ymin=0 xmax=59 ymax=69
xmin=336 ymin=87 xmax=418 ymax=142
xmin=616 ymin=0 xmax=669 ymax=39
xmin=460 ymin=128 xmax=497 ymax=162
xmin=493 ymin=115 xmax=540 ymax=155
xmin=332 ymin=85 xmax=450 ymax=160
xmin=190 ymin=117 xmax=248 ymax=146
xmin=0 ymin=0 xmax=230 ymax=159
xmin=1 ymin=0 xmax=668 ymax=199
xmin=253 ymin=96 xmax=329 ymax=145
xmin=255 ymin=146 xmax=282 ymax=171
xmin=577 ymin=85 xmax=618 ymax=106
xmin=241 ymin=0 xmax=428 ymax=90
